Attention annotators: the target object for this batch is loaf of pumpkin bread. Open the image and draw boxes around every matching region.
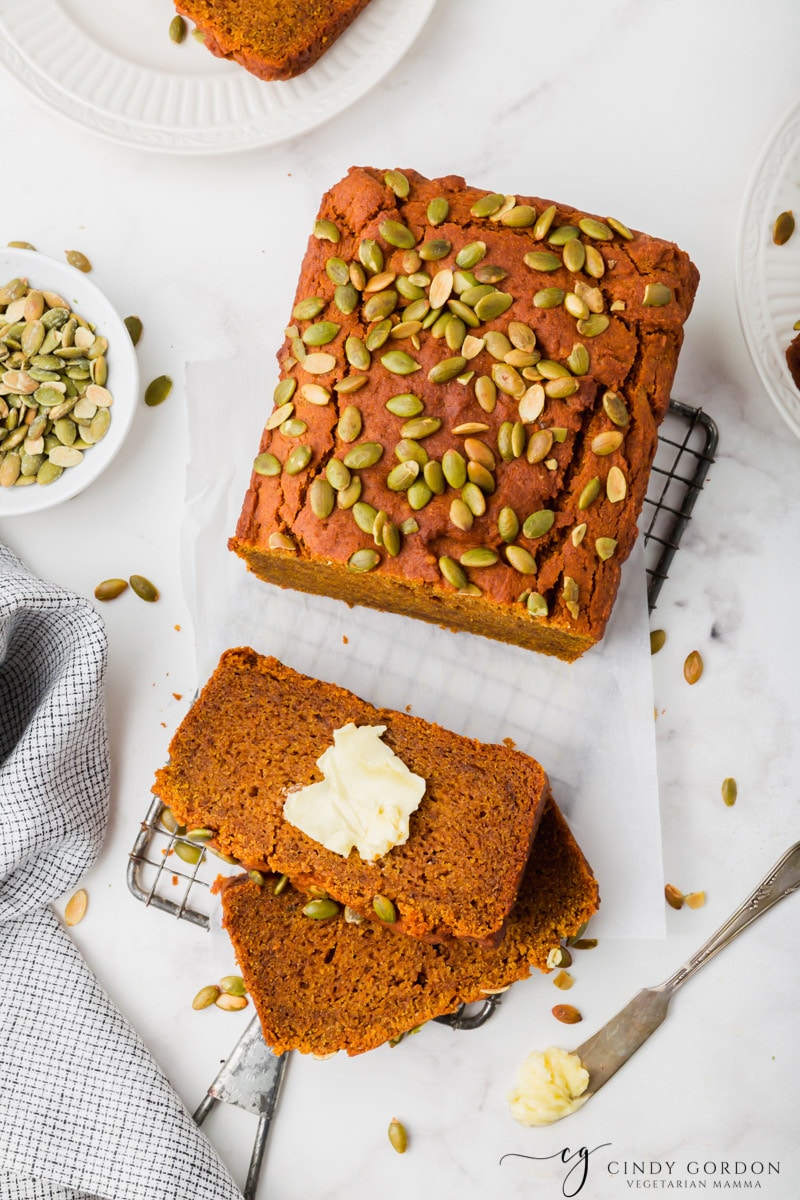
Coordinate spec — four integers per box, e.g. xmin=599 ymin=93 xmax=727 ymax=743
xmin=230 ymin=167 xmax=700 ymax=661
xmin=175 ymin=0 xmax=373 ymax=81
xmin=220 ymin=798 xmax=599 ymax=1056
xmin=153 ymin=648 xmax=552 ymax=947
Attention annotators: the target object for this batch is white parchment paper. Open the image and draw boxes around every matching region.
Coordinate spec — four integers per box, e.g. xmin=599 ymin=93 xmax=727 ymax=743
xmin=182 ymin=356 xmax=665 ymax=939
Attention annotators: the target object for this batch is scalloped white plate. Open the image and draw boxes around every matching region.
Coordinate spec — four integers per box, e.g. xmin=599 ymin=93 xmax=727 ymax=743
xmin=736 ymin=97 xmax=800 ymax=441
xmin=0 ymin=0 xmax=436 ymax=155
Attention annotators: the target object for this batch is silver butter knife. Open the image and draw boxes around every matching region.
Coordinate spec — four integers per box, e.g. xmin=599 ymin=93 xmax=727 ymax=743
xmin=573 ymin=840 xmax=800 ymax=1099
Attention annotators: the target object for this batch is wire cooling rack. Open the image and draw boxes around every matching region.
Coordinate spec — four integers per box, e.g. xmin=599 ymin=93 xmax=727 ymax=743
xmin=128 ymin=398 xmax=718 ymax=928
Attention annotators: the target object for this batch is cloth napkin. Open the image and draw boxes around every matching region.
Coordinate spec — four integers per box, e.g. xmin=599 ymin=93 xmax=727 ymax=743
xmin=0 ymin=545 xmax=243 ymax=1200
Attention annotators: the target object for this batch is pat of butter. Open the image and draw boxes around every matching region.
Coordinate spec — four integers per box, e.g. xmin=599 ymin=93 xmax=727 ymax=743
xmin=508 ymin=1047 xmax=589 ymax=1126
xmin=282 ymin=723 xmax=426 ymax=861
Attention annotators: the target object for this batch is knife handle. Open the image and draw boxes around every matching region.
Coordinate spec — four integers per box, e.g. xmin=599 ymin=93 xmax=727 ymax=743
xmin=662 ymin=840 xmax=800 ymax=993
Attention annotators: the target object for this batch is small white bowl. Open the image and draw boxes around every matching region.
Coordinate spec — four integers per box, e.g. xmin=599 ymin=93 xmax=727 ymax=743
xmin=0 ymin=247 xmax=139 ymax=515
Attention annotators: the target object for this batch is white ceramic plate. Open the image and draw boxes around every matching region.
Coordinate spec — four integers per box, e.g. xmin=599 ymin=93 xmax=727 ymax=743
xmin=0 ymin=248 xmax=139 ymax=516
xmin=0 ymin=0 xmax=437 ymax=155
xmin=736 ymin=97 xmax=800 ymax=440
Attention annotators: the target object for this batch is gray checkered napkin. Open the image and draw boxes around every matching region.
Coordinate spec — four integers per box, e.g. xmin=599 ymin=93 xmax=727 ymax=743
xmin=0 ymin=545 xmax=242 ymax=1200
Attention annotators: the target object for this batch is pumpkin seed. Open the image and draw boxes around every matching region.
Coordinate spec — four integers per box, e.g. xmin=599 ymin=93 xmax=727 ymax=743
xmin=584 ymin=244 xmax=605 ymax=278
xmin=474 ymin=291 xmax=513 ymax=321
xmin=545 ymin=377 xmax=580 ymax=399
xmin=215 ymin=992 xmax=248 ymax=1011
xmin=423 ymin=459 xmax=445 ymax=494
xmin=426 ymin=356 xmax=465 ymax=384
xmin=302 ymin=352 xmax=336 ymax=374
xmin=274 ymin=378 xmax=297 ymax=406
xmin=467 ymin=460 xmax=494 ymax=493
xmin=36 ymin=461 xmax=62 ymax=486
xmin=353 ymin=501 xmax=378 ymax=534
xmin=6 ymin=241 xmax=36 ymax=251
xmin=310 ymin=477 xmax=335 ymax=519
xmin=169 ymin=16 xmax=187 ymax=44
xmin=518 ymin=385 xmax=545 ymax=425
xmin=607 ymin=216 xmax=633 ymax=240
xmin=642 ymin=283 xmax=673 ymax=306
xmin=396 ymin=276 xmax=425 ymax=301
xmin=337 ymin=478 xmax=361 ymax=508
xmin=372 ymin=894 xmax=397 ymax=923
xmin=324 ymin=460 xmax=350 ymax=493
xmin=292 ymin=297 xmax=326 ymax=322
xmin=571 ymin=523 xmax=587 ymax=546
xmin=384 ymin=393 xmax=421 ymax=418
xmin=144 ymin=375 xmax=172 ymax=407
xmin=523 ymin=509 xmax=555 ymax=539
xmin=400 ymin=517 xmax=419 ymax=536
xmin=472 ymin=375 xmax=496 ymax=414
xmin=388 ymin=1118 xmax=408 ymax=1154
xmin=446 ymin=298 xmax=480 ymax=328
xmin=445 ymin=316 xmax=466 ymax=350
xmin=348 ymin=548 xmax=380 ymax=573
xmin=407 ymin=479 xmax=432 ymax=510
xmin=470 ymin=192 xmax=505 ymax=218
xmin=192 ymin=983 xmax=220 ymax=1010
xmin=303 ymin=898 xmax=340 ymax=918
xmin=313 ymin=219 xmax=340 ymax=243
xmin=448 ymin=498 xmax=473 ymax=531
xmin=534 ymin=287 xmax=565 ymax=308
xmin=384 ymin=169 xmax=410 ymax=198
xmin=381 ymin=350 xmax=420 ymax=375
xmin=602 ymin=390 xmax=629 ymax=426
xmin=380 ymin=219 xmax=416 ymax=249
xmin=419 ymin=238 xmax=451 ymax=261
xmin=48 ymin=445 xmax=82 ymax=468
xmin=531 ymin=204 xmax=557 ymax=240
xmin=578 ymin=477 xmax=601 ymax=509
xmin=395 ymin=438 xmax=428 ymax=465
xmin=501 ymin=204 xmax=536 ymax=228
xmin=455 ymin=241 xmax=487 ymax=270
xmin=65 ymin=250 xmax=92 ymax=273
xmin=578 ymin=217 xmax=613 ymax=241
xmin=721 ymin=777 xmax=737 ymax=807
xmin=129 ymin=574 xmax=159 ymax=602
xmin=253 ymin=452 xmax=281 ymax=477
xmin=428 ymin=268 xmax=454 ymax=310
xmin=364 ymin=290 xmax=398 ymax=322
xmin=439 ymin=556 xmax=468 ymax=589
xmin=527 ymin=592 xmax=548 ymax=617
xmin=496 ymin=421 xmax=514 ymax=463
xmin=64 ymin=888 xmax=88 ymax=926
xmin=345 ymin=336 xmax=371 ymax=371
xmin=382 ymin=521 xmax=401 ymax=557
xmin=547 ymin=225 xmax=579 ymax=246
xmin=491 ymin=362 xmax=525 ymax=398
xmin=387 ymin=459 xmax=420 ymax=491
xmin=285 ymin=444 xmax=313 ymax=474
xmin=773 ymin=210 xmax=795 ymax=245
xmin=683 ymin=649 xmax=703 ymax=685
xmin=94 ymin=577 xmax=128 ymax=601
xmin=344 ymin=441 xmax=383 ymax=469
xmin=460 ymin=547 xmax=498 ymax=567
xmin=564 ymin=291 xmax=590 ymax=320
xmin=650 ymin=628 xmax=667 ymax=655
xmin=524 ymin=250 xmax=561 ymax=272
xmin=566 ymin=342 xmax=590 ymax=375
xmin=506 ymin=545 xmax=537 ymax=574
xmin=462 ymin=481 xmax=486 ymax=516
xmin=595 ymin=537 xmax=617 ymax=560
xmin=606 ymin=465 xmax=627 ymax=502
xmin=591 ymin=430 xmax=624 ymax=456
xmin=438 ymin=447 xmax=465 ymax=489
xmin=427 ymin=197 xmax=449 ymax=226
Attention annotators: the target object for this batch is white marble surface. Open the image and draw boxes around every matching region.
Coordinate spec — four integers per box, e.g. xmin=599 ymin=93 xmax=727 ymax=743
xmin=1 ymin=1 xmax=799 ymax=1197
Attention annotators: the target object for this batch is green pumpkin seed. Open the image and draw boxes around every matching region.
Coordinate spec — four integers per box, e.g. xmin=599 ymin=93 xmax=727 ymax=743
xmin=386 ymin=459 xmax=419 ymax=491
xmin=449 ymin=498 xmax=473 ymax=531
xmin=94 ymin=578 xmax=128 ymax=601
xmin=301 ymin=383 xmax=331 ymax=406
xmin=322 ymin=258 xmax=348 ymax=287
xmin=642 ymin=283 xmax=673 ymax=307
xmin=382 ymin=521 xmax=401 ymax=557
xmin=303 ymin=898 xmax=340 ymax=918
xmin=545 ymin=377 xmax=580 ymax=399
xmin=345 ymin=336 xmax=371 ymax=371
xmin=496 ymin=421 xmax=514 ymax=463
xmin=470 ymin=192 xmax=505 ymax=218
xmin=440 ymin=448 xmax=465 ymax=488
xmin=396 ymin=276 xmax=425 ymax=301
xmin=273 ymin=378 xmax=296 ymax=407
xmin=395 ymin=438 xmax=428 ymax=465
xmin=353 ymin=501 xmax=378 ymax=534
xmin=48 ymin=445 xmax=83 ymax=468
xmin=460 ymin=547 xmax=499 ymax=567
xmin=773 ymin=210 xmax=795 ymax=245
xmin=336 ymin=284 xmax=359 ymax=315
xmin=384 ymin=393 xmax=422 ymax=418
xmin=427 ymin=197 xmax=450 ymax=226
xmin=474 ymin=375 xmax=497 ymax=413
xmin=407 ymin=479 xmax=432 ymax=510
xmin=310 ymin=477 xmax=335 ymax=519
xmin=333 ymin=407 xmax=359 ymax=445
xmin=606 ymin=465 xmax=627 ymax=503
xmin=419 ymin=238 xmax=451 ymax=261
xmin=359 ymin=239 xmax=384 ymax=274
xmin=302 ymin=321 xmax=340 ymax=347
xmin=577 ymin=217 xmax=612 ymax=241
xmin=583 ymin=244 xmax=605 ymax=278
xmin=313 ymin=219 xmax=340 ymax=243
xmin=506 ymin=545 xmax=537 ymax=574
xmin=364 ymin=290 xmax=398 ymax=321
xmin=526 ymin=427 xmax=554 ymax=465
xmin=446 ymin=298 xmax=480 ymax=328
xmin=547 ymin=225 xmax=579 ymax=246
xmin=527 ymin=592 xmax=548 ymax=617
xmin=253 ymin=451 xmax=281 ymax=477
xmin=285 ymin=444 xmax=313 ymax=474
xmin=462 ymin=481 xmax=486 ymax=516
xmin=291 ymin=297 xmax=323 ymax=321
xmin=422 ymin=459 xmax=445 ymax=494
xmin=129 ymin=574 xmax=159 ymax=602
xmin=571 ymin=522 xmax=587 ymax=546
xmin=473 ymin=264 xmax=506 ymax=284
xmin=607 ymin=216 xmax=634 ymax=241
xmin=595 ymin=537 xmax=617 ymax=560
xmin=144 ymin=375 xmax=172 ymax=407
xmin=721 ymin=777 xmax=737 ymax=807
xmin=498 ymin=507 xmax=519 ymax=543
xmin=459 ymin=284 xmax=495 ymax=308
xmin=388 ymin=1119 xmax=408 ymax=1154
xmin=474 ymin=291 xmax=513 ymax=321
xmin=602 ymin=390 xmax=629 ymax=426
xmin=566 ymin=342 xmax=590 ymax=375
xmin=372 ymin=893 xmax=397 ymax=922
xmin=492 ymin=362 xmax=525 ymax=398
xmin=398 ymin=420 xmax=441 ymax=444
xmin=591 ymin=430 xmax=624 ymax=456
xmin=534 ymin=288 xmax=565 ymax=309
xmin=280 ymin=418 xmax=306 ymax=437
xmin=439 ymin=556 xmax=468 ymax=589
xmin=501 ymin=204 xmax=536 ymax=228
xmin=455 ymin=241 xmax=487 ymax=269
xmin=428 ymin=356 xmax=467 ymax=384
xmin=562 ymin=238 xmax=586 ymax=272
xmin=532 ymin=204 xmax=557 ymax=240
xmin=6 ymin=241 xmax=36 ymax=251
xmin=380 ymin=219 xmax=416 ymax=249
xmin=36 ymin=460 xmax=62 ymax=486
xmin=348 ymin=548 xmax=380 ymax=573
xmin=523 ymin=509 xmax=555 ymax=539
xmin=344 ymin=441 xmax=383 ymax=469
xmin=576 ymin=314 xmax=610 ymax=337
xmin=381 ymin=350 xmax=420 ymax=375
xmin=400 ymin=517 xmax=419 ymax=535
xmin=445 ymin=316 xmax=466 ymax=351
xmin=578 ymin=477 xmax=601 ymax=509
xmin=90 ymin=409 xmax=110 ymax=441
xmin=326 ymin=458 xmax=351 ymax=491
xmin=174 ymin=841 xmax=202 ymax=865
xmin=65 ymin=250 xmax=92 ymax=273
xmin=384 ymin=169 xmax=410 ymax=198
xmin=524 ymin=250 xmax=561 ymax=272
xmin=302 ymin=352 xmax=336 ymax=374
